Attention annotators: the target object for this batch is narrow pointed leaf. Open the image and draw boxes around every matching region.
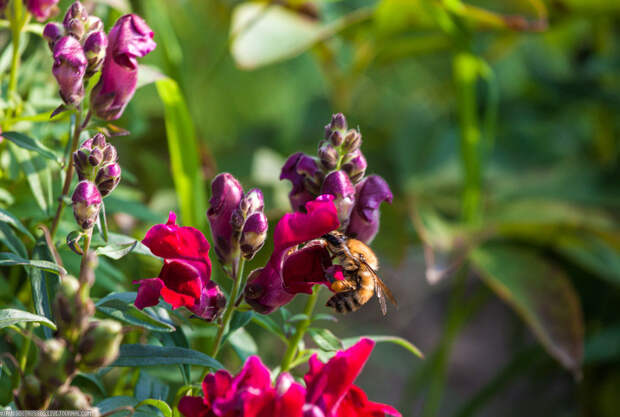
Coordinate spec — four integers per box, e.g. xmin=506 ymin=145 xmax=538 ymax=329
xmin=2 ymin=131 xmax=59 ymax=162
xmin=0 ymin=252 xmax=66 ymax=275
xmin=96 ymin=292 xmax=175 ymax=332
xmin=111 ymin=344 xmax=223 ymax=369
xmin=0 ymin=208 xmax=34 ymax=240
xmin=342 ymin=335 xmax=424 ymax=359
xmin=0 ymin=308 xmax=57 ymax=330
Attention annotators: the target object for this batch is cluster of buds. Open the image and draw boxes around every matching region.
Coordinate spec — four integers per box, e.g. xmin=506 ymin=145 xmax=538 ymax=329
xmin=44 ymin=2 xmax=107 ymax=107
xmin=69 ymin=132 xmax=120 ymax=231
xmin=24 ymin=0 xmax=60 ymax=22
xmin=15 ymin=274 xmax=123 ymax=411
xmin=208 ymin=173 xmax=268 ymax=270
xmin=281 ymin=113 xmax=392 ymax=243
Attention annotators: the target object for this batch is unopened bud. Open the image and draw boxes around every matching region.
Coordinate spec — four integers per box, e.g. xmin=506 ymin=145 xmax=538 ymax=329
xmin=35 ymin=339 xmax=73 ymax=388
xmin=63 ymin=2 xmax=87 ymax=39
xmin=341 ymin=149 xmax=367 ymax=184
xmin=239 ymin=188 xmax=264 ymax=215
xmin=16 ymin=375 xmax=47 ymax=410
xmin=72 ymin=181 xmax=102 ymax=229
xmin=321 ymin=171 xmax=356 ymax=229
xmin=52 ymin=36 xmax=87 ymax=106
xmin=94 ymin=162 xmax=121 ymax=197
xmin=53 ymin=275 xmax=94 ymax=344
xmin=78 ymin=320 xmax=123 ymax=372
xmin=43 ymin=23 xmax=64 ymax=51
xmin=88 ymin=147 xmax=103 ymax=166
xmin=85 ymin=16 xmax=103 ymax=34
xmin=240 ymin=212 xmax=268 ymax=260
xmin=324 ymin=113 xmax=347 ymax=138
xmin=83 ymin=31 xmax=107 ymax=76
xmin=329 ymin=130 xmax=343 ymax=147
xmin=102 ymin=144 xmax=118 ymax=163
xmin=318 ymin=142 xmax=339 ymax=171
xmin=92 ymin=132 xmax=106 ymax=148
xmin=343 ymin=129 xmax=362 ymax=151
xmin=51 ymin=386 xmax=92 ymax=410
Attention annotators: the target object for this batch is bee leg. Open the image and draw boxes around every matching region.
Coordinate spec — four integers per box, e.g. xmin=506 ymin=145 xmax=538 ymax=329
xmin=330 ymin=279 xmax=357 ymax=293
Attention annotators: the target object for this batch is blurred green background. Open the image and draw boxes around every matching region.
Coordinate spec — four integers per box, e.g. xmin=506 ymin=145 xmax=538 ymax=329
xmin=2 ymin=0 xmax=620 ymax=416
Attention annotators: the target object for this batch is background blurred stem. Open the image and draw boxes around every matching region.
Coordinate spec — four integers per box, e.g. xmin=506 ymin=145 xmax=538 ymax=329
xmin=280 ymin=285 xmax=320 ymax=372
xmin=7 ymin=0 xmax=28 ymax=120
xmin=50 ymin=110 xmax=91 ymax=239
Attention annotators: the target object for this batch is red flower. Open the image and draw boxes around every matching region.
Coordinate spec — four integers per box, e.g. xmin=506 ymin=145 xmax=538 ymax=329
xmin=244 ymin=195 xmax=339 ymax=314
xmin=178 ymin=339 xmax=400 ymax=417
xmin=133 ymin=212 xmax=225 ymax=321
xmin=178 ymin=356 xmax=306 ymax=417
xmin=304 ymin=338 xmax=401 ymax=417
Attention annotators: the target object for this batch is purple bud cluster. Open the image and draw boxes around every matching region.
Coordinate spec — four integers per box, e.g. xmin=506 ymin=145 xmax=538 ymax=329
xmin=281 ymin=113 xmax=392 ymax=243
xmin=25 ymin=0 xmax=60 ymax=22
xmin=208 ymin=173 xmax=268 ymax=268
xmin=44 ymin=2 xmax=107 ymax=106
xmin=70 ymin=132 xmax=120 ymax=230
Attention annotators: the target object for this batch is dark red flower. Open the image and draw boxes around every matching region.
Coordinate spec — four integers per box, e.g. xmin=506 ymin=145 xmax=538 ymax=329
xmin=133 ymin=212 xmax=225 ymax=321
xmin=244 ymin=195 xmax=339 ymax=314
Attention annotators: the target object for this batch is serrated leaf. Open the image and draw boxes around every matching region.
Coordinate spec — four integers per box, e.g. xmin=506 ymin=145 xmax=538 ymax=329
xmin=470 ymin=245 xmax=584 ymax=374
xmin=0 ymin=208 xmax=34 ymax=241
xmin=2 ymin=131 xmax=59 ymax=162
xmin=111 ymin=344 xmax=223 ymax=369
xmin=342 ymin=335 xmax=424 ymax=359
xmin=0 ymin=252 xmax=66 ymax=275
xmin=96 ymin=292 xmax=175 ymax=332
xmin=309 ymin=328 xmax=342 ymax=352
xmin=0 ymin=308 xmax=56 ymax=330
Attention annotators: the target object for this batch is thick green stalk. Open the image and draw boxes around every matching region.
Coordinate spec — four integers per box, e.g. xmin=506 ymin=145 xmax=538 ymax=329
xmin=210 ymin=257 xmax=246 ymax=359
xmin=280 ymin=286 xmax=320 ymax=372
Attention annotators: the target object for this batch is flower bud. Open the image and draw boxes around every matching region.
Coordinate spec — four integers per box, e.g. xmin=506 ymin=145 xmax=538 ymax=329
xmin=318 ymin=142 xmax=339 ymax=171
xmin=43 ymin=23 xmax=64 ymax=51
xmin=329 ymin=130 xmax=344 ymax=147
xmin=207 ymin=173 xmax=244 ymax=266
xmin=321 ymin=171 xmax=355 ymax=229
xmin=86 ymin=16 xmax=104 ymax=34
xmin=83 ymin=31 xmax=107 ymax=76
xmin=25 ymin=0 xmax=60 ymax=22
xmin=35 ymin=339 xmax=74 ymax=388
xmin=102 ymin=143 xmax=118 ymax=163
xmin=95 ymin=162 xmax=121 ymax=197
xmin=72 ymin=181 xmax=102 ymax=230
xmin=63 ymin=2 xmax=88 ymax=39
xmin=52 ymin=36 xmax=87 ymax=106
xmin=16 ymin=375 xmax=47 ymax=410
xmin=240 ymin=212 xmax=268 ymax=260
xmin=341 ymin=149 xmax=367 ymax=184
xmin=77 ymin=320 xmax=123 ymax=372
xmin=53 ymin=275 xmax=94 ymax=344
xmin=343 ymin=129 xmax=362 ymax=152
xmin=51 ymin=386 xmax=92 ymax=410
xmin=88 ymin=147 xmax=103 ymax=166
xmin=239 ymin=188 xmax=264 ymax=215
xmin=324 ymin=113 xmax=347 ymax=138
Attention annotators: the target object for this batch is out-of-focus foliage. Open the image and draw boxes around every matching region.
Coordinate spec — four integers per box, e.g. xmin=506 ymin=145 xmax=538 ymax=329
xmin=1 ymin=0 xmax=619 ymax=416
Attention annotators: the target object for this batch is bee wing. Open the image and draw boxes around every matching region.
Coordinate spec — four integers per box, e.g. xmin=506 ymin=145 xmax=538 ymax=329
xmin=374 ymin=276 xmax=388 ymax=316
xmin=360 ymin=260 xmax=398 ymax=314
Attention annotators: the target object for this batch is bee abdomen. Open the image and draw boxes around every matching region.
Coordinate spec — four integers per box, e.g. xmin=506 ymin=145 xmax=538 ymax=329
xmin=326 ymin=292 xmax=362 ymax=313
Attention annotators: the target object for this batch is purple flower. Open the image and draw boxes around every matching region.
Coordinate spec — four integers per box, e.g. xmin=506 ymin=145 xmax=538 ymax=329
xmin=207 ymin=173 xmax=244 ymax=265
xmin=24 ymin=0 xmax=59 ymax=22
xmin=95 ymin=162 xmax=121 ymax=197
xmin=42 ymin=22 xmax=63 ymax=50
xmin=240 ymin=211 xmax=268 ymax=260
xmin=321 ymin=171 xmax=355 ymax=229
xmin=280 ymin=152 xmax=322 ymax=212
xmin=341 ymin=149 xmax=367 ymax=184
xmin=52 ymin=36 xmax=87 ymax=106
xmin=346 ymin=175 xmax=393 ymax=244
xmin=71 ymin=180 xmax=101 ymax=229
xmin=83 ymin=31 xmax=108 ymax=76
xmin=62 ymin=1 xmax=87 ymax=39
xmin=90 ymin=14 xmax=156 ymax=120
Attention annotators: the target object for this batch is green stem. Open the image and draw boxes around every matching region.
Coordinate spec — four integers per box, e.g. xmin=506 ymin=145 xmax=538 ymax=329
xmin=7 ymin=2 xmax=28 ymax=120
xmin=280 ymin=285 xmax=320 ymax=372
xmin=17 ymin=324 xmax=31 ymax=372
xmin=209 ymin=257 xmax=246 ymax=360
xmin=78 ymin=229 xmax=93 ymax=284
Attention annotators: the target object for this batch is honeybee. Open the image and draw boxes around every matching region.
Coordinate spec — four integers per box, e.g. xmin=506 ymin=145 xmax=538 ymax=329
xmin=321 ymin=232 xmax=397 ymax=315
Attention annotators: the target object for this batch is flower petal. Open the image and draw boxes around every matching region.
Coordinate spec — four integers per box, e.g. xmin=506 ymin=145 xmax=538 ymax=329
xmin=282 ymin=242 xmax=332 ymax=294
xmin=178 ymin=396 xmax=211 ymax=417
xmin=159 ymin=259 xmax=203 ymax=308
xmin=346 ymin=176 xmax=393 ymax=244
xmin=244 ymin=265 xmax=295 ymax=315
xmin=133 ymin=278 xmax=163 ymax=310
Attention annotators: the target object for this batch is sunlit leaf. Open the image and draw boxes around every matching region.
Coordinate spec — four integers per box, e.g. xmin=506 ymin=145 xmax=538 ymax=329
xmin=0 ymin=207 xmax=34 ymax=240
xmin=228 ymin=327 xmax=258 ymax=362
xmin=0 ymin=308 xmax=56 ymax=330
xmin=96 ymin=292 xmax=175 ymax=333
xmin=0 ymin=223 xmax=27 ymax=258
xmin=342 ymin=335 xmax=424 ymax=359
xmin=309 ymin=328 xmax=342 ymax=352
xmin=136 ymin=399 xmax=172 ymax=417
xmin=0 ymin=252 xmax=66 ymax=275
xmin=2 ymin=131 xmax=59 ymax=162
xmin=470 ymin=245 xmax=584 ymax=373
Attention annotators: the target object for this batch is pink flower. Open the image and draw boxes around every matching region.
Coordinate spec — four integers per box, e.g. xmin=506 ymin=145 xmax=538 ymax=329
xmin=178 ymin=339 xmax=400 ymax=417
xmin=90 ymin=14 xmax=156 ymax=120
xmin=24 ymin=0 xmax=59 ymax=22
xmin=304 ymin=338 xmax=401 ymax=417
xmin=133 ymin=212 xmax=225 ymax=321
xmin=244 ymin=195 xmax=339 ymax=314
xmin=178 ymin=356 xmax=306 ymax=417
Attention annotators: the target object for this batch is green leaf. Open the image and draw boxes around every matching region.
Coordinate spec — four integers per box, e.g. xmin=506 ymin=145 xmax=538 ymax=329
xmin=95 ymin=241 xmax=139 ymax=260
xmin=228 ymin=327 xmax=257 ymax=362
xmin=252 ymin=315 xmax=286 ymax=342
xmin=9 ymin=145 xmax=50 ymax=213
xmin=223 ymin=310 xmax=254 ymax=344
xmin=0 ymin=308 xmax=56 ymax=330
xmin=230 ymin=3 xmax=324 ymax=69
xmin=0 ymin=222 xmax=27 ymax=258
xmin=312 ymin=313 xmax=338 ymax=323
xmin=96 ymin=292 xmax=175 ymax=333
xmin=30 ymin=238 xmax=59 ymax=338
xmin=135 ymin=371 xmax=169 ymax=402
xmin=470 ymin=245 xmax=584 ymax=373
xmin=554 ymin=233 xmax=620 ymax=286
xmin=309 ymin=328 xmax=343 ymax=352
xmin=95 ymin=396 xmax=137 ymax=416
xmin=155 ymin=78 xmax=206 ymax=230
xmin=287 ymin=314 xmax=309 ymax=323
xmin=0 ymin=252 xmax=66 ymax=275
xmin=95 ymin=233 xmax=157 ymax=258
xmin=156 ymin=324 xmax=191 ymax=384
xmin=136 ymin=399 xmax=172 ymax=417
xmin=342 ymin=335 xmax=424 ymax=359
xmin=584 ymin=324 xmax=620 ymax=364
xmin=1 ymin=131 xmax=59 ymax=162
xmin=0 ymin=208 xmax=34 ymax=240
xmin=111 ymin=344 xmax=223 ymax=369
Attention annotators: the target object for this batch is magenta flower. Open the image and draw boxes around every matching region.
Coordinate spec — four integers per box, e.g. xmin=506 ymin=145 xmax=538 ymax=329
xmin=52 ymin=36 xmax=87 ymax=106
xmin=90 ymin=14 xmax=156 ymax=120
xmin=280 ymin=152 xmax=323 ymax=212
xmin=207 ymin=173 xmax=243 ymax=265
xmin=133 ymin=212 xmax=225 ymax=321
xmin=320 ymin=171 xmax=355 ymax=229
xmin=178 ymin=339 xmax=400 ymax=417
xmin=24 ymin=0 xmax=59 ymax=22
xmin=71 ymin=180 xmax=101 ymax=230
xmin=304 ymin=338 xmax=401 ymax=417
xmin=178 ymin=356 xmax=306 ymax=417
xmin=346 ymin=176 xmax=393 ymax=244
xmin=244 ymin=195 xmax=339 ymax=314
